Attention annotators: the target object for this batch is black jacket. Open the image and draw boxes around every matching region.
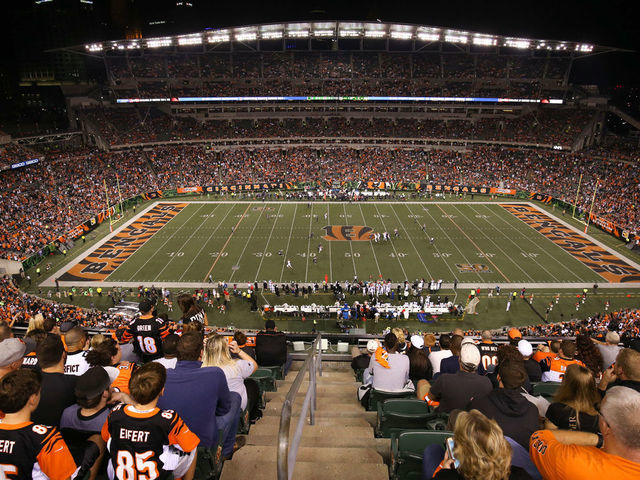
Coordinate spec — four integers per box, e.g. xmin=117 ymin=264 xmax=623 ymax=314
xmin=469 ymin=388 xmax=539 ymax=449
xmin=255 ymin=330 xmax=287 ymax=366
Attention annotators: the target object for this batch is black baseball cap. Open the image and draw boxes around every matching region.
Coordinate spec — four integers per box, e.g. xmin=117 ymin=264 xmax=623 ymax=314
xmin=138 ymin=298 xmax=156 ymax=313
xmin=75 ymin=366 xmax=112 ymax=399
xmin=265 ymin=319 xmax=276 ymax=329
xmin=60 ymin=321 xmax=77 ymax=333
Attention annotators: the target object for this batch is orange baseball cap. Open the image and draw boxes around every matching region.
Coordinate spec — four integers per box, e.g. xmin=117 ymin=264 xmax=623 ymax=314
xmin=508 ymin=328 xmax=522 ymax=340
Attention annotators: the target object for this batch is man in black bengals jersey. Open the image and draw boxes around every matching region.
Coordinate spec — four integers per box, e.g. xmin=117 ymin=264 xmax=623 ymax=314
xmin=121 ymin=299 xmax=170 ymax=362
xmin=478 ymin=330 xmax=499 ymax=373
xmin=0 ymin=369 xmax=77 ymax=480
xmin=102 ymin=362 xmax=199 ymax=480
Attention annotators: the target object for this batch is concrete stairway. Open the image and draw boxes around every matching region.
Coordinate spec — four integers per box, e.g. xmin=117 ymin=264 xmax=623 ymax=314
xmin=220 ymin=363 xmax=389 ymax=480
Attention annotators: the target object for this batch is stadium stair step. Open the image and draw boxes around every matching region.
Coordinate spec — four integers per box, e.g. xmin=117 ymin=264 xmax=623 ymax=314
xmin=221 ymin=365 xmax=388 ymax=480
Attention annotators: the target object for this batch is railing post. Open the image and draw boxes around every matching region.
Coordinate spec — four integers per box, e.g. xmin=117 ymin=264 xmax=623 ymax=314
xmin=309 ymin=355 xmax=316 ymax=426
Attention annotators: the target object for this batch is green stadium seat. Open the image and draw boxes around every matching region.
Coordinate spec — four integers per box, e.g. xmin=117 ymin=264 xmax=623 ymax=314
xmin=354 ymin=368 xmax=364 ymax=383
xmin=250 ymin=368 xmax=277 ymax=409
xmin=261 ymin=364 xmax=284 ymax=380
xmin=237 ymin=408 xmax=251 ymax=435
xmin=375 ymin=399 xmax=434 ymax=437
xmin=367 ymin=389 xmax=415 ymax=412
xmin=193 ymin=430 xmax=225 ymax=480
xmin=390 ymin=430 xmax=452 ymax=480
xmin=532 ymin=382 xmax=562 ymax=399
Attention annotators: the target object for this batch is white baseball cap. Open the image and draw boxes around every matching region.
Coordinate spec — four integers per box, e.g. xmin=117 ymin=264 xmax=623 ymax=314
xmin=366 ymin=340 xmax=379 ymax=353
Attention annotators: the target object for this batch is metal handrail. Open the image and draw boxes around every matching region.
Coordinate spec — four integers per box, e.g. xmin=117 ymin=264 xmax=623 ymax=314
xmin=277 ymin=333 xmax=323 ymax=480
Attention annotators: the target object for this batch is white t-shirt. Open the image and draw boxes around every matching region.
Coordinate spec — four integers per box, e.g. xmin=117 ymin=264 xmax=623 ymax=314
xmin=64 ymin=350 xmax=90 ymax=376
xmin=428 ymin=349 xmax=453 ymax=375
xmin=153 ymin=357 xmax=178 ymax=370
xmin=220 ymin=360 xmax=255 ymax=410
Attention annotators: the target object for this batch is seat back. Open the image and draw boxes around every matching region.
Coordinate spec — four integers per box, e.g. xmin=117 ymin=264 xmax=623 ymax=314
xmin=354 ymin=368 xmax=364 ymax=383
xmin=251 ymin=368 xmax=277 ymax=392
xmin=390 ymin=430 xmax=452 ymax=480
xmin=532 ymin=381 xmax=561 ymax=399
xmin=367 ymin=389 xmax=415 ymax=411
xmin=375 ymin=399 xmax=433 ymax=437
xmin=261 ymin=364 xmax=284 ymax=380
xmin=194 ymin=430 xmax=224 ymax=480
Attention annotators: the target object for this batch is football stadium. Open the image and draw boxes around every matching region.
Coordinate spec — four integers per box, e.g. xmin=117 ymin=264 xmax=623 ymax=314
xmin=1 ymin=2 xmax=640 ymax=479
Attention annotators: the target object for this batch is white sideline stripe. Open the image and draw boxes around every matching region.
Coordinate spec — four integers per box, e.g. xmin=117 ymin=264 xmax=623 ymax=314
xmin=419 ymin=204 xmax=484 ymax=283
xmin=151 ymin=204 xmax=209 ymax=282
xmin=373 ymin=203 xmax=408 ymax=280
xmin=451 ymin=204 xmax=535 ymax=283
xmin=178 ymin=203 xmax=230 ymax=281
xmin=358 ymin=203 xmax=382 ymax=278
xmin=229 ymin=203 xmax=265 ymax=281
xmin=389 ymin=203 xmax=432 ymax=278
xmin=327 ymin=204 xmax=332 ymax=283
xmin=477 ymin=204 xmax=569 ymax=283
xmin=404 ymin=203 xmax=459 ymax=281
xmin=304 ymin=204 xmax=313 ymax=283
xmin=255 ymin=203 xmax=283 ymax=281
xmin=279 ymin=204 xmax=298 ymax=283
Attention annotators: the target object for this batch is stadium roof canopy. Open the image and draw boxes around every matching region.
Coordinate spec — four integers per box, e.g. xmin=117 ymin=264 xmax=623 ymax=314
xmin=71 ymin=21 xmax=626 ymax=56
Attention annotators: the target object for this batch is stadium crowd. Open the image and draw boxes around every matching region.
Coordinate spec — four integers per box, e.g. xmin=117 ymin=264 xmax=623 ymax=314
xmin=1 ymin=140 xmax=638 ymax=261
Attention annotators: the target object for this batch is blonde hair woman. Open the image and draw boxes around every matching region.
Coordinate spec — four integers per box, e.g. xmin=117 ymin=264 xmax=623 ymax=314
xmin=424 ymin=410 xmax=532 ymax=480
xmin=544 ymin=363 xmax=600 ymax=433
xmin=26 ymin=313 xmax=45 ymax=334
xmin=202 ymin=333 xmax=257 ymax=410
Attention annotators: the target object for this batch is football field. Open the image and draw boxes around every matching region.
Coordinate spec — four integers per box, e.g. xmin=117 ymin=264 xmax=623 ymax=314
xmin=48 ymin=201 xmax=640 ymax=288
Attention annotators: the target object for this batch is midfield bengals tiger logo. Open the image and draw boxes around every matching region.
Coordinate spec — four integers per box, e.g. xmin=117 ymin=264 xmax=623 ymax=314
xmin=322 ymin=225 xmax=375 ymax=241
xmin=456 ymin=264 xmax=492 ymax=273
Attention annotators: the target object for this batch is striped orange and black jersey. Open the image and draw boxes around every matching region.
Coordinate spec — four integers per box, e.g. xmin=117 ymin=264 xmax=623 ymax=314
xmin=101 ymin=404 xmax=199 ymax=480
xmin=121 ymin=317 xmax=170 ymax=360
xmin=0 ymin=421 xmax=76 ymax=480
xmin=540 ymin=356 xmax=585 ymax=382
xmin=110 ymin=362 xmax=137 ymax=395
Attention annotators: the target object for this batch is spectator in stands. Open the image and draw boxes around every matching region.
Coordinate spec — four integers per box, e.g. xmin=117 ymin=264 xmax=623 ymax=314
xmin=530 ymin=386 xmax=640 ymax=479
xmin=202 ymin=333 xmax=258 ymax=413
xmin=0 ymin=369 xmax=77 ymax=480
xmin=255 ymin=319 xmax=291 ymax=374
xmin=0 ymin=322 xmax=13 ymax=341
xmin=469 ymin=360 xmax=540 ymax=449
xmin=33 ymin=334 xmax=77 ymax=426
xmin=423 ymin=333 xmax=438 ymax=355
xmin=63 ymin=326 xmax=90 ymax=376
xmin=544 ymin=364 xmax=600 ymax=433
xmin=592 ymin=331 xmax=621 ymax=370
xmin=102 ymin=362 xmax=199 ymax=480
xmin=178 ymin=293 xmax=207 ymax=324
xmin=597 ymin=348 xmax=640 ymax=394
xmin=121 ymin=298 xmax=170 ymax=362
xmin=368 ymin=332 xmax=412 ymax=392
xmin=418 ymin=343 xmax=492 ymax=413
xmin=438 ymin=335 xmax=464 ymax=376
xmin=540 ymin=340 xmax=584 ymax=382
xmin=408 ymin=335 xmax=432 ymax=382
xmin=232 ymin=330 xmax=256 ymax=360
xmin=22 ymin=329 xmax=46 ymax=370
xmin=576 ymin=334 xmax=604 ymax=378
xmin=429 ymin=334 xmax=453 ymax=376
xmin=478 ymin=330 xmax=498 ymax=373
xmin=85 ymin=336 xmax=137 ymax=395
xmin=532 ymin=341 xmax=559 ymax=363
xmin=115 ymin=326 xmax=141 ymax=363
xmin=60 ymin=366 xmax=112 ymax=480
xmin=351 ymin=339 xmax=378 ymax=373
xmin=153 ymin=333 xmax=179 ymax=369
xmin=518 ymin=340 xmax=542 ymax=382
xmin=0 ymin=337 xmax=26 ymax=379
xmin=157 ymin=332 xmax=243 ymax=459
xmin=423 ymin=409 xmax=533 ymax=480
xmin=508 ymin=328 xmax=522 ymax=346
xmin=392 ymin=327 xmax=407 ymax=354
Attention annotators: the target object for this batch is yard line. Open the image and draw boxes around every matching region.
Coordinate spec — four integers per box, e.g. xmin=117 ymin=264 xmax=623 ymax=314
xmin=418 ymin=204 xmax=484 ymax=283
xmin=388 ymin=203 xmax=432 ymax=279
xmin=127 ymin=204 xmax=205 ymax=282
xmin=304 ymin=204 xmax=313 ymax=282
xmin=279 ymin=204 xmax=298 ymax=283
xmin=254 ymin=203 xmax=283 ymax=281
xmin=327 ymin=204 xmax=333 ymax=283
xmin=153 ymin=204 xmax=217 ymax=282
xmin=373 ymin=203 xmax=408 ymax=280
xmin=404 ymin=204 xmax=459 ymax=281
xmin=358 ymin=203 xmax=382 ymax=278
xmin=434 ymin=204 xmax=511 ymax=282
xmin=343 ymin=204 xmax=358 ymax=279
xmin=482 ymin=204 xmax=582 ymax=282
xmin=202 ymin=203 xmax=252 ymax=282
xmin=470 ymin=204 xmax=563 ymax=282
xmin=178 ymin=203 xmax=228 ymax=281
xmin=450 ymin=204 xmax=534 ymax=283
xmin=229 ymin=204 xmax=266 ymax=281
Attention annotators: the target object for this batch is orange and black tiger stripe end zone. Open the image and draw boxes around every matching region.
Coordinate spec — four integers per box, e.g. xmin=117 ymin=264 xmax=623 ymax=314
xmin=60 ymin=203 xmax=188 ymax=282
xmin=501 ymin=203 xmax=640 ymax=283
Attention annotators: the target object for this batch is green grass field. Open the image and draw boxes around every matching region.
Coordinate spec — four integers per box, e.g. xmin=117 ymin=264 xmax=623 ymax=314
xmin=97 ymin=201 xmax=605 ymax=285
